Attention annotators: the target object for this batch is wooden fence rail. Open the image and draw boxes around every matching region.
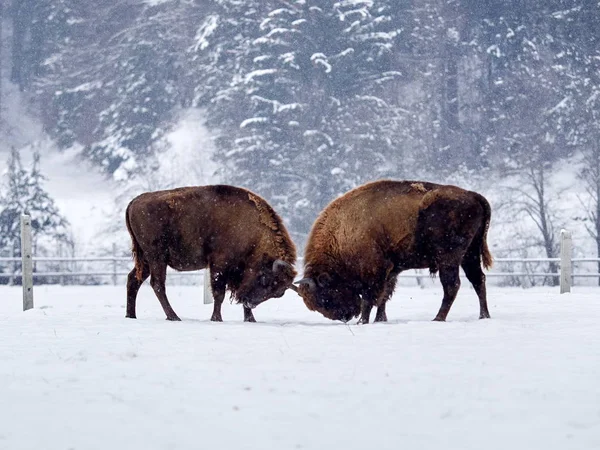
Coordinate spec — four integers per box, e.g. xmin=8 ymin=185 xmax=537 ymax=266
xmin=1 ymin=219 xmax=593 ymax=311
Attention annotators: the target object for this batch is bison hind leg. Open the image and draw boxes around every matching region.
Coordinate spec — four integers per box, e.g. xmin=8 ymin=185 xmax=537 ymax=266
xmin=148 ymin=262 xmax=181 ymax=321
xmin=433 ymin=265 xmax=460 ymax=322
xmin=244 ymin=306 xmax=257 ymax=323
xmin=126 ymin=262 xmax=150 ymax=319
xmin=461 ymin=252 xmax=491 ymax=319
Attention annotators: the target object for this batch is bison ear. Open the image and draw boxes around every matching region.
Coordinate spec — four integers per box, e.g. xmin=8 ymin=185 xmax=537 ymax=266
xmin=272 ymin=259 xmax=293 ymax=274
xmin=317 ymin=272 xmax=331 ymax=288
xmin=294 ymin=277 xmax=316 ymax=292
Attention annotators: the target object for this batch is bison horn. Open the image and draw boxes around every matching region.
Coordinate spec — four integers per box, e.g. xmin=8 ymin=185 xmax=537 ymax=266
xmin=272 ymin=259 xmax=293 ymax=274
xmin=294 ymin=277 xmax=316 ymax=291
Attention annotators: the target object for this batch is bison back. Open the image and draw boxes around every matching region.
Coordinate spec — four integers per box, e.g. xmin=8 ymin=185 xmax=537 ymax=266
xmin=126 ymin=186 xmax=293 ymax=271
xmin=304 ymin=180 xmax=440 ymax=277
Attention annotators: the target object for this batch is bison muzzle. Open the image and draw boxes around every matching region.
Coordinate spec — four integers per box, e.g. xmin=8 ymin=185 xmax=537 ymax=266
xmin=125 ymin=185 xmax=297 ymax=322
xmin=295 ymin=180 xmax=492 ymax=323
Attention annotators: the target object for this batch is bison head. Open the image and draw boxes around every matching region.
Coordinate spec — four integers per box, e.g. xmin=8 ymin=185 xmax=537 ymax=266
xmin=294 ymin=269 xmax=361 ymax=322
xmin=239 ymin=259 xmax=297 ymax=309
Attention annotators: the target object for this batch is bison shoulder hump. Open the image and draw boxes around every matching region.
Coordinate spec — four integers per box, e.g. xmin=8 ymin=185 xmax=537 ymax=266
xmin=410 ymin=182 xmax=427 ymax=193
xmin=248 ymin=193 xmax=279 ymax=231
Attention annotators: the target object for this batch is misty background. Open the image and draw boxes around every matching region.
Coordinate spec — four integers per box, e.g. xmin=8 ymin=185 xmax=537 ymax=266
xmin=1 ymin=0 xmax=599 ymax=285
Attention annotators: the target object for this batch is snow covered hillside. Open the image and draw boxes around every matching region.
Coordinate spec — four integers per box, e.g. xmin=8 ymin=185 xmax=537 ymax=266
xmin=1 ymin=284 xmax=599 ymax=450
xmin=1 ymin=34 xmax=217 ymax=253
xmin=2 ymin=17 xmax=218 ymax=252
xmin=1 ymin=20 xmax=115 ymax=250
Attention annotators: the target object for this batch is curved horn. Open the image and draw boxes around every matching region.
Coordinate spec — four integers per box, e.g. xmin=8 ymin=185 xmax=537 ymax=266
xmin=272 ymin=259 xmax=293 ymax=274
xmin=294 ymin=277 xmax=316 ymax=292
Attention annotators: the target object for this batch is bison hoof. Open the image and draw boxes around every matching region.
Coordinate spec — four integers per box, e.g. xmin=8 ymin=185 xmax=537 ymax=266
xmin=432 ymin=316 xmax=446 ymax=322
xmin=244 ymin=317 xmax=257 ymax=323
xmin=210 ymin=315 xmax=223 ymax=322
xmin=125 ymin=314 xmax=136 ymax=319
xmin=479 ymin=313 xmax=491 ymax=319
xmin=166 ymin=316 xmax=181 ymax=321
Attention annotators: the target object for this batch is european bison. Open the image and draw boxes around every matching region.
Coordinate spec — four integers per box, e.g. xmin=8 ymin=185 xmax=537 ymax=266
xmin=295 ymin=180 xmax=492 ymax=323
xmin=125 ymin=185 xmax=297 ymax=322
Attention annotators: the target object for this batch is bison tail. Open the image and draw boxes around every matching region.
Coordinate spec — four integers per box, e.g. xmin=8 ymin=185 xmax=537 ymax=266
xmin=476 ymin=193 xmax=493 ymax=270
xmin=125 ymin=203 xmax=145 ymax=281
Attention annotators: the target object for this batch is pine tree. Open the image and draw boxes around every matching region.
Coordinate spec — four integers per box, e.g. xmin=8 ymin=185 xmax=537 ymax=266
xmin=474 ymin=1 xmax=579 ymax=167
xmin=81 ymin=3 xmax=191 ymax=178
xmin=32 ymin=0 xmax=88 ymax=148
xmin=32 ymin=1 xmax=194 ymax=178
xmin=10 ymin=0 xmax=35 ymax=89
xmin=187 ymin=0 xmax=271 ymax=114
xmin=471 ymin=1 xmax=583 ymax=279
xmin=0 ymin=148 xmax=30 ymax=254
xmin=379 ymin=0 xmax=495 ymax=173
xmin=216 ymin=0 xmax=401 ymax=243
xmin=565 ymin=1 xmax=600 ymax=282
xmin=27 ymin=151 xmax=71 ymax=253
xmin=0 ymin=148 xmax=71 ymax=257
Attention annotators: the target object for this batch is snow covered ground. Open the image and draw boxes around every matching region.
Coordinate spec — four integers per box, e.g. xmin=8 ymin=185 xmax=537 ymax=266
xmin=1 ymin=283 xmax=599 ymax=450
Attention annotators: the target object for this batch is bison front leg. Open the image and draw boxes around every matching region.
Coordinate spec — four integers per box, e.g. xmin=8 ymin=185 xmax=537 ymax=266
xmin=374 ymin=275 xmax=395 ymax=323
xmin=433 ymin=265 xmax=460 ymax=322
xmin=357 ymin=295 xmax=374 ymax=324
xmin=243 ymin=306 xmax=256 ymax=323
xmin=210 ymin=272 xmax=226 ymax=322
xmin=374 ymin=303 xmax=387 ymax=322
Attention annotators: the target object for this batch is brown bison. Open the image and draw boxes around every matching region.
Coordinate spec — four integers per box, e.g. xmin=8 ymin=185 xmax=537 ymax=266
xmin=295 ymin=180 xmax=492 ymax=323
xmin=125 ymin=185 xmax=297 ymax=322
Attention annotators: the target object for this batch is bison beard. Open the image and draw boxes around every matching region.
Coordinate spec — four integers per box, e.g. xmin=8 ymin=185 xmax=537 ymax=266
xmin=295 ymin=180 xmax=493 ymax=323
xmin=125 ymin=185 xmax=297 ymax=322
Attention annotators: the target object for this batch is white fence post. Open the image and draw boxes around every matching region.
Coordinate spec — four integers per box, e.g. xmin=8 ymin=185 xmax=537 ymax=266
xmin=560 ymin=229 xmax=572 ymax=294
xmin=21 ymin=214 xmax=34 ymax=311
xmin=8 ymin=242 xmax=14 ymax=286
xmin=203 ymin=269 xmax=213 ymax=304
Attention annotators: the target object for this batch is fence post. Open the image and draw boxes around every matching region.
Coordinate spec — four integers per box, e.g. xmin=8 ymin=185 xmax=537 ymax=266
xmin=560 ymin=229 xmax=572 ymax=294
xmin=21 ymin=214 xmax=34 ymax=311
xmin=8 ymin=241 xmax=14 ymax=286
xmin=203 ymin=269 xmax=213 ymax=304
xmin=112 ymin=243 xmax=118 ymax=286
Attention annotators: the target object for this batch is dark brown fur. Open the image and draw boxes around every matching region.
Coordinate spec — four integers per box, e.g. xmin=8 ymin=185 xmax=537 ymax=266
xmin=297 ymin=180 xmax=492 ymax=323
xmin=125 ymin=185 xmax=297 ymax=322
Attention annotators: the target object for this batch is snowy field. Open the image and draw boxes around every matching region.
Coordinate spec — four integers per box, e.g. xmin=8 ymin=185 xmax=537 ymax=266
xmin=1 ymin=283 xmax=600 ymax=450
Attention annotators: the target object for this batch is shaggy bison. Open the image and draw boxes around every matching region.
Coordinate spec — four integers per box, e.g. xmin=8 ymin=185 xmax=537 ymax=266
xmin=295 ymin=180 xmax=492 ymax=323
xmin=125 ymin=185 xmax=297 ymax=322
